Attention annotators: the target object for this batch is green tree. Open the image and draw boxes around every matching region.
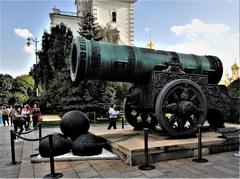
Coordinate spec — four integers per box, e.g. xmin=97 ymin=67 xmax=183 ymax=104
xmin=13 ymin=75 xmax=34 ymax=103
xmin=37 ymin=31 xmax=54 ymax=89
xmin=0 ymin=74 xmax=14 ymax=104
xmin=77 ymin=0 xmax=102 ymax=41
xmin=0 ymin=74 xmax=34 ymax=105
xmin=49 ymin=23 xmax=73 ymax=71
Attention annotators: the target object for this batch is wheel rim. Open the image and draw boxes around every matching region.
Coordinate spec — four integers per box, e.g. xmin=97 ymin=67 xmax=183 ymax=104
xmin=155 ymin=79 xmax=207 ymax=137
xmin=123 ymin=98 xmax=157 ymax=130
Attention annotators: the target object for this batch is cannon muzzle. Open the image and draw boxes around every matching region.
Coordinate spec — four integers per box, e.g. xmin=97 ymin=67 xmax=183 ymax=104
xmin=70 ymin=37 xmax=223 ymax=84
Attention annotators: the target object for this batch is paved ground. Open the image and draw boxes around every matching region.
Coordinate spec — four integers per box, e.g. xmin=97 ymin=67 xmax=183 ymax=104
xmin=0 ymin=123 xmax=239 ymax=178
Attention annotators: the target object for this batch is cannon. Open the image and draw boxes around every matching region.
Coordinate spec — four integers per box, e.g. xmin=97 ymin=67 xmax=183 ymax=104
xmin=70 ymin=37 xmax=240 ymax=137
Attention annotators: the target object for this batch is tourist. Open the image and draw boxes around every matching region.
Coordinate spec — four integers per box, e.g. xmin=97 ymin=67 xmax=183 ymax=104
xmin=12 ymin=104 xmax=24 ymax=140
xmin=2 ymin=106 xmax=10 ymax=126
xmin=107 ymin=104 xmax=119 ymax=130
xmin=6 ymin=105 xmax=11 ymax=126
xmin=9 ymin=105 xmax=13 ymax=126
xmin=21 ymin=104 xmax=31 ymax=130
xmin=31 ymin=103 xmax=42 ymax=128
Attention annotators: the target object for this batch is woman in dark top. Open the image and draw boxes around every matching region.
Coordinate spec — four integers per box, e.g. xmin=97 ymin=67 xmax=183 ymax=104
xmin=12 ymin=104 xmax=24 ymax=137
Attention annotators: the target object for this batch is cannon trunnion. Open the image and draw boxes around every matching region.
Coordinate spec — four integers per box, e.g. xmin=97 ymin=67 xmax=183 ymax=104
xmin=70 ymin=37 xmax=239 ymax=137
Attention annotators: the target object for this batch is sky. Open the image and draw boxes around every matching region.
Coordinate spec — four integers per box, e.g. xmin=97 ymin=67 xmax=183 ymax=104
xmin=0 ymin=0 xmax=239 ymax=78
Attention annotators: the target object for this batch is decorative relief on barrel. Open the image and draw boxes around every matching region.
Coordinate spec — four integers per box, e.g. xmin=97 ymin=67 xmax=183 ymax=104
xmin=79 ymin=39 xmax=87 ymax=79
xmin=91 ymin=41 xmax=101 ymax=74
xmin=148 ymin=72 xmax=208 ymax=106
xmin=127 ymin=46 xmax=136 ymax=73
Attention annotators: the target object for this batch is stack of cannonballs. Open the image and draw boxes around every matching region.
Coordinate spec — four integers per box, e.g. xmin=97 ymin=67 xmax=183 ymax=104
xmin=39 ymin=111 xmax=104 ymax=157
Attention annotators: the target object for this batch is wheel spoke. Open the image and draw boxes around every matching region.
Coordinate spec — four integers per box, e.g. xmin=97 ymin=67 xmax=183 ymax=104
xmin=130 ymin=110 xmax=138 ymax=117
xmin=191 ymin=105 xmax=205 ymax=114
xmin=172 ymin=92 xmax=179 ymax=101
xmin=190 ymin=94 xmax=197 ymax=102
xmin=163 ymin=103 xmax=178 ymax=113
xmin=180 ymin=88 xmax=190 ymax=100
xmin=168 ymin=114 xmax=177 ymax=126
xmin=187 ymin=115 xmax=197 ymax=127
xmin=176 ymin=116 xmax=187 ymax=131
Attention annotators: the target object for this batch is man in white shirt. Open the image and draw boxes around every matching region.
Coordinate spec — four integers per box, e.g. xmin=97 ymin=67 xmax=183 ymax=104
xmin=107 ymin=104 xmax=119 ymax=130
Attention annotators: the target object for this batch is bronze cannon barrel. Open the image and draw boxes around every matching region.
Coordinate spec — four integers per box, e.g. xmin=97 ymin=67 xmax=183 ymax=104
xmin=70 ymin=37 xmax=223 ymax=84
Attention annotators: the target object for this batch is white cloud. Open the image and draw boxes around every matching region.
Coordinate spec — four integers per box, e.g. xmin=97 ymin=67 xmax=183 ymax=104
xmin=162 ymin=41 xmax=212 ymax=55
xmin=171 ymin=19 xmax=230 ymax=40
xmin=165 ymin=19 xmax=239 ymax=75
xmin=14 ymin=28 xmax=33 ymax=39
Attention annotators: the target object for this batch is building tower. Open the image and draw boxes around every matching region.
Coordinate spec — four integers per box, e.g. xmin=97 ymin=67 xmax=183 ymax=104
xmin=146 ymin=34 xmax=156 ymax=49
xmin=50 ymin=0 xmax=136 ymax=45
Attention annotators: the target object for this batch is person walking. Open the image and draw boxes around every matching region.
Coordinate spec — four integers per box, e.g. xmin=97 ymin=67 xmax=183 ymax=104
xmin=31 ymin=103 xmax=42 ymax=128
xmin=12 ymin=105 xmax=24 ymax=141
xmin=2 ymin=106 xmax=10 ymax=126
xmin=107 ymin=104 xmax=119 ymax=130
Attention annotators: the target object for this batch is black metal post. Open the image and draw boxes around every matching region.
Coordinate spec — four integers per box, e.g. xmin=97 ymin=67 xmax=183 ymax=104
xmin=7 ymin=130 xmax=22 ymax=165
xmin=138 ymin=128 xmax=155 ymax=170
xmin=192 ymin=125 xmax=208 ymax=163
xmin=44 ymin=135 xmax=63 ymax=178
xmin=39 ymin=122 xmax=42 ymax=145
xmin=122 ymin=117 xmax=124 ymax=129
xmin=10 ymin=130 xmax=16 ymax=164
xmin=49 ymin=135 xmax=55 ymax=175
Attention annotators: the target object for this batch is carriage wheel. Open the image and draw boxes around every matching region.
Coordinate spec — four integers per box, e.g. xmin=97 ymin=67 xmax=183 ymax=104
xmin=123 ymin=98 xmax=157 ymax=130
xmin=155 ymin=79 xmax=207 ymax=137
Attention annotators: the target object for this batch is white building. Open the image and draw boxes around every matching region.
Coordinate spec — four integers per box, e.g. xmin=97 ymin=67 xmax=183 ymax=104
xmin=50 ymin=0 xmax=136 ymax=45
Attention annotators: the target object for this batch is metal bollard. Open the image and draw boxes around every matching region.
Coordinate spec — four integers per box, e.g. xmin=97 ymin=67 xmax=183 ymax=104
xmin=39 ymin=122 xmax=42 ymax=145
xmin=7 ymin=130 xmax=22 ymax=165
xmin=122 ymin=117 xmax=124 ymax=129
xmin=44 ymin=135 xmax=63 ymax=178
xmin=138 ymin=128 xmax=155 ymax=170
xmin=192 ymin=125 xmax=208 ymax=163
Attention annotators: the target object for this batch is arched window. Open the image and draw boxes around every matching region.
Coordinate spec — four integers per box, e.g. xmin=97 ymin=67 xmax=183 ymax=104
xmin=112 ymin=11 xmax=117 ymax=22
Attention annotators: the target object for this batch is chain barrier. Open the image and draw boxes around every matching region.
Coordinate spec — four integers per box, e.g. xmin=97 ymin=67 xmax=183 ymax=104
xmin=20 ymin=122 xmax=42 ymax=135
xmin=10 ymin=130 xmax=63 ymax=178
xmin=8 ymin=120 xmax=143 ymax=177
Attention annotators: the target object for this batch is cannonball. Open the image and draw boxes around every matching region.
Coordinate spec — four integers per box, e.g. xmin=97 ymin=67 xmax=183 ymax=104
xmin=39 ymin=133 xmax=72 ymax=158
xmin=72 ymin=133 xmax=103 ymax=156
xmin=60 ymin=111 xmax=90 ymax=140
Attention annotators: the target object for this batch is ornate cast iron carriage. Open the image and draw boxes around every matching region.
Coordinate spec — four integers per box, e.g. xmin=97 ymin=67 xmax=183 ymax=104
xmin=70 ymin=37 xmax=240 ymax=137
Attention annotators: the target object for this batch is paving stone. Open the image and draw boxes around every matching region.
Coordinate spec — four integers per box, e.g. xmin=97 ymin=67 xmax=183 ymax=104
xmin=139 ymin=169 xmax=165 ymax=177
xmin=88 ymin=160 xmax=112 ymax=171
xmin=60 ymin=169 xmax=79 ymax=178
xmin=106 ymin=160 xmax=136 ymax=172
xmin=203 ymin=166 xmax=231 ymax=178
xmin=99 ymin=169 xmax=124 ymax=178
xmin=18 ymin=165 xmax=34 ymax=178
xmin=212 ymin=164 xmax=239 ymax=176
xmin=77 ymin=170 xmax=100 ymax=178
xmin=122 ymin=170 xmax=144 ymax=177
xmin=70 ymin=162 xmax=94 ymax=173
xmin=54 ymin=162 xmax=72 ymax=170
